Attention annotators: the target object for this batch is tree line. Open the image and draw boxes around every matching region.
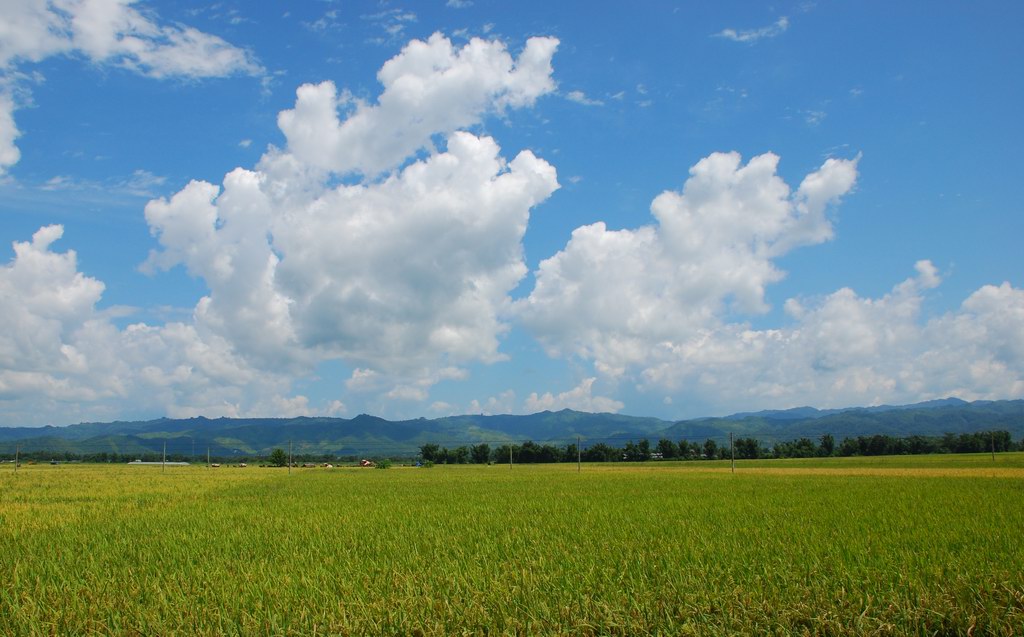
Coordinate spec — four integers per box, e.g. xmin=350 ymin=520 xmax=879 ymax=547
xmin=420 ymin=430 xmax=1021 ymax=464
xmin=3 ymin=430 xmax=1018 ymax=465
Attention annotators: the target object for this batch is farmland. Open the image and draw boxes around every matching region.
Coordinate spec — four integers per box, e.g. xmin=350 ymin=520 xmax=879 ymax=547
xmin=2 ymin=455 xmax=1022 ymax=635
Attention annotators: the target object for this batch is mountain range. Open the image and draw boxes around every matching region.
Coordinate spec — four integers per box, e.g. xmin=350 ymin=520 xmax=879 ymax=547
xmin=1 ymin=398 xmax=1022 ymax=458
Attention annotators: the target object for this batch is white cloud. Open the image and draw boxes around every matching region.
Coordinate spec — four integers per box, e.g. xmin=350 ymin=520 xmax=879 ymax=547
xmin=386 ymin=385 xmax=429 ymax=402
xmin=640 ymin=265 xmax=1024 ymax=413
xmin=325 ymin=399 xmax=347 ymax=416
xmin=0 ymin=0 xmax=262 ymax=75
xmin=566 ymin=90 xmax=603 ymax=106
xmin=715 ymin=17 xmax=789 ymax=43
xmin=804 ymin=110 xmax=827 ymax=126
xmin=0 ymin=0 xmax=69 ymax=67
xmin=524 ymin=378 xmax=624 ymax=414
xmin=1 ymin=31 xmax=562 ymax=423
xmin=468 ymin=389 xmax=516 ymax=415
xmin=516 ymin=150 xmax=1024 ymax=413
xmin=516 ymin=151 xmax=859 ymax=377
xmin=0 ymin=92 xmax=22 ymax=173
xmin=37 ymin=169 xmax=165 ymax=197
xmin=362 ymin=9 xmax=418 ymax=42
xmin=53 ymin=0 xmax=262 ymax=78
xmin=145 ymin=132 xmax=558 ymax=380
xmin=277 ymin=33 xmax=558 ymax=176
xmin=0 ymin=0 xmax=262 ymax=175
xmin=141 ymin=33 xmax=559 ymax=406
xmin=429 ymin=400 xmax=454 ymax=414
xmin=0 ymin=225 xmax=299 ymax=425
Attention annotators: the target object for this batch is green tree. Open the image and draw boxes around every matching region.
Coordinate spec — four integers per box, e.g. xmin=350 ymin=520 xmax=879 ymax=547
xmin=734 ymin=437 xmax=763 ymax=459
xmin=819 ymin=433 xmax=835 ymax=457
xmin=492 ymin=444 xmax=515 ymax=464
xmin=582 ymin=443 xmax=616 ymax=462
xmin=471 ymin=443 xmax=491 ymax=464
xmin=419 ymin=444 xmax=440 ymax=463
xmin=269 ymin=448 xmax=288 ymax=467
xmin=563 ymin=443 xmax=578 ymax=463
xmin=657 ymin=438 xmax=678 ymax=459
xmin=703 ymin=439 xmax=718 ymax=460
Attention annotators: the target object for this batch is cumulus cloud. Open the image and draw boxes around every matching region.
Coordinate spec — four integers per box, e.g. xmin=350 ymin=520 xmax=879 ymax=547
xmin=517 ymin=150 xmax=1024 ymax=413
xmin=0 ymin=225 xmax=300 ymax=425
xmin=0 ymin=0 xmax=262 ymax=175
xmin=2 ymin=32 xmax=560 ymax=423
xmin=142 ymin=33 xmax=559 ymax=404
xmin=639 ymin=264 xmax=1024 ymax=413
xmin=715 ymin=16 xmax=789 ymax=43
xmin=524 ymin=378 xmax=624 ymax=414
xmin=516 ymin=151 xmax=859 ymax=376
xmin=145 ymin=132 xmax=559 ymax=380
xmin=277 ymin=33 xmax=558 ymax=176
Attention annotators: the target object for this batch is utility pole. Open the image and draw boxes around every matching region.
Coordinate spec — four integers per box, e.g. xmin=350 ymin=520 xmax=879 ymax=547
xmin=730 ymin=433 xmax=735 ymax=474
xmin=162 ymin=441 xmax=166 ymax=473
xmin=577 ymin=435 xmax=581 ymax=473
xmin=289 ymin=440 xmax=293 ymax=476
xmin=991 ymin=431 xmax=996 ymax=462
xmin=509 ymin=444 xmax=513 ymax=470
xmin=14 ymin=445 xmax=18 ymax=474
xmin=207 ymin=446 xmax=210 ymax=468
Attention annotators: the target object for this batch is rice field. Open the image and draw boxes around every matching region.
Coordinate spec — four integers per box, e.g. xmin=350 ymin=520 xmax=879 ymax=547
xmin=1 ymin=454 xmax=1022 ymax=635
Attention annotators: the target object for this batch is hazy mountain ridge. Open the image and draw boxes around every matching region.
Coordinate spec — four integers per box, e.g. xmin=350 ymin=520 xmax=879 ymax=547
xmin=1 ymin=399 xmax=1021 ymax=457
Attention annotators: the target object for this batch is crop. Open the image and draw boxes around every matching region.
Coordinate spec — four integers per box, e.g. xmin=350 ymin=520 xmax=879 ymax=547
xmin=1 ymin=455 xmax=1022 ymax=635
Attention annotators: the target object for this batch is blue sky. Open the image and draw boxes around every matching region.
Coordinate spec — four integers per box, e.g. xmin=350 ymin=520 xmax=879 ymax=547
xmin=1 ymin=0 xmax=1021 ymax=426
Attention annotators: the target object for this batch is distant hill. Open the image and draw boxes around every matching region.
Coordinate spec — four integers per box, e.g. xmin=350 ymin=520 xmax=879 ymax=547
xmin=660 ymin=399 xmax=1023 ymax=442
xmin=723 ymin=397 xmax=970 ymax=421
xmin=1 ymin=398 xmax=1021 ymax=458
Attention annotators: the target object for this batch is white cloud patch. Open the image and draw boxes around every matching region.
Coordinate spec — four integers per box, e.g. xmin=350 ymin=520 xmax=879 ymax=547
xmin=524 ymin=378 xmax=624 ymax=414
xmin=715 ymin=17 xmax=789 ymax=43
xmin=362 ymin=9 xmax=418 ymax=42
xmin=640 ymin=265 xmax=1024 ymax=413
xmin=804 ymin=110 xmax=827 ymax=126
xmin=566 ymin=90 xmax=603 ymax=106
xmin=33 ymin=169 xmax=166 ymax=200
xmin=277 ymin=33 xmax=558 ymax=176
xmin=517 ymin=151 xmax=859 ymax=376
xmin=141 ymin=33 xmax=559 ymax=406
xmin=468 ymin=389 xmax=516 ymax=415
xmin=0 ymin=0 xmax=262 ymax=175
xmin=0 ymin=92 xmax=22 ymax=173
xmin=517 ymin=151 xmax=1024 ymax=413
xmin=0 ymin=32 xmax=561 ymax=424
xmin=0 ymin=225 xmax=301 ymax=425
xmin=145 ymin=131 xmax=558 ymax=379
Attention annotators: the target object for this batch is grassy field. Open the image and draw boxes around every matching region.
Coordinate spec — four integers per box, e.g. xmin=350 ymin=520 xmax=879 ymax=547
xmin=2 ymin=454 xmax=1022 ymax=635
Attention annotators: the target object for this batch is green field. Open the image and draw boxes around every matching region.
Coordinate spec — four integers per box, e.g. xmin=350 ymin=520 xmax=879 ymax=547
xmin=2 ymin=455 xmax=1022 ymax=635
